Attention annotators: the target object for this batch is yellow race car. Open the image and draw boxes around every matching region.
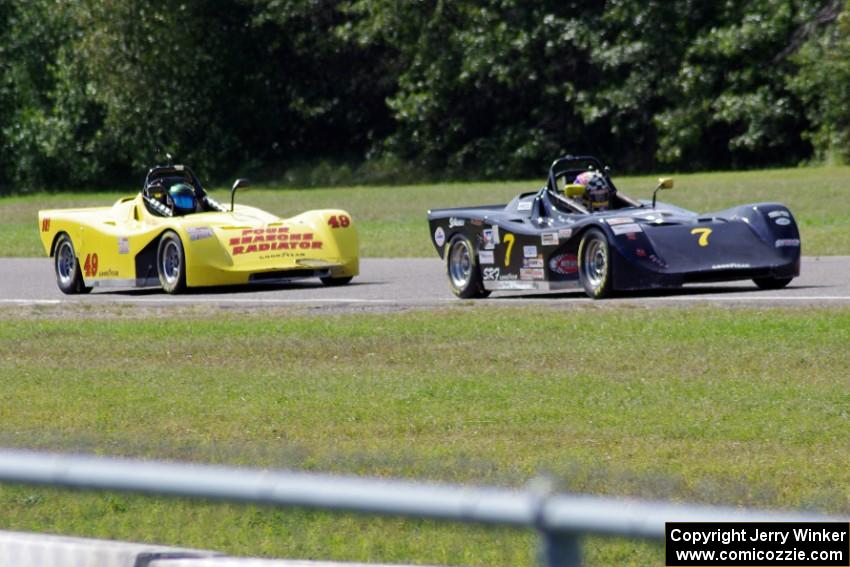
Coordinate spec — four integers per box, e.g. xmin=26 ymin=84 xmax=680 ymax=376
xmin=38 ymin=164 xmax=358 ymax=294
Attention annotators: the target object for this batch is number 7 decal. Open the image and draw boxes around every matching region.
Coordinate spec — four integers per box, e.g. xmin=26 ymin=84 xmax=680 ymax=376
xmin=503 ymin=233 xmax=515 ymax=266
xmin=690 ymin=228 xmax=712 ymax=247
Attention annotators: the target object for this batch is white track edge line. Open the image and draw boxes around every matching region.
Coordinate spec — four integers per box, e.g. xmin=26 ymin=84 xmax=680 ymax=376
xmin=2 ymin=296 xmax=850 ymax=306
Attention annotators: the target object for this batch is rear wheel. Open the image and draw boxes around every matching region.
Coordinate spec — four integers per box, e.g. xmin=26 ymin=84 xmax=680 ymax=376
xmin=446 ymin=234 xmax=490 ymax=299
xmin=753 ymin=276 xmax=793 ymax=290
xmin=578 ymin=228 xmax=614 ymax=299
xmin=54 ymin=234 xmax=92 ymax=294
xmin=321 ymin=275 xmax=353 ymax=286
xmin=157 ymin=231 xmax=186 ymax=294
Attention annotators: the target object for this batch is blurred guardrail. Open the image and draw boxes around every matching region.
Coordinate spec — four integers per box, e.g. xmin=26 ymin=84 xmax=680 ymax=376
xmin=0 ymin=450 xmax=842 ymax=567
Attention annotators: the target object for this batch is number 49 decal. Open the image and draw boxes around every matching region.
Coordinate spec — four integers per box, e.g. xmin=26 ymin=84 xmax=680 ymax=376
xmin=328 ymin=215 xmax=351 ymax=229
xmin=83 ymin=253 xmax=99 ymax=277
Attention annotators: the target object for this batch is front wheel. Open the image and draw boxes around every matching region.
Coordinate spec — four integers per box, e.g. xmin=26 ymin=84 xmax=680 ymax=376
xmin=54 ymin=234 xmax=92 ymax=294
xmin=446 ymin=234 xmax=490 ymax=299
xmin=157 ymin=231 xmax=187 ymax=294
xmin=753 ymin=276 xmax=793 ymax=290
xmin=578 ymin=228 xmax=614 ymax=299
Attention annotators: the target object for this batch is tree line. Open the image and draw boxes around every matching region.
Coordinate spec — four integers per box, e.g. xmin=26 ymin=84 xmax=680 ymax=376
xmin=0 ymin=0 xmax=847 ymax=192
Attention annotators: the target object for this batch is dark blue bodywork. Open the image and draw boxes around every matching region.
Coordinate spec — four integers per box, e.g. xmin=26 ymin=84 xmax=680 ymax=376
xmin=427 ymin=156 xmax=800 ymax=294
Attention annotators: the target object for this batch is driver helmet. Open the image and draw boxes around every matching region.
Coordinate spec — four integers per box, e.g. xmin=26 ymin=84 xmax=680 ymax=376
xmin=574 ymin=171 xmax=613 ymax=211
xmin=168 ymin=183 xmax=197 ymax=214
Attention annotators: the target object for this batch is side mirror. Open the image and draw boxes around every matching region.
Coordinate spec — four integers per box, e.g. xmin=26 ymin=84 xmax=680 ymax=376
xmin=565 ymin=184 xmax=585 ymax=199
xmin=652 ymin=177 xmax=674 ymax=208
xmin=230 ymin=178 xmax=250 ymax=212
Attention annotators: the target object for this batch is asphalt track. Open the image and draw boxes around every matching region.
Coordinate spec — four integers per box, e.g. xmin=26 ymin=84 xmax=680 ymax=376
xmin=0 ymin=257 xmax=848 ymax=309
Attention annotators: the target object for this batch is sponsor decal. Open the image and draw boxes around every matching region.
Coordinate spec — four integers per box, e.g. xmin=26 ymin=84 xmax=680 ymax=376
xmin=448 ymin=217 xmax=465 ymax=228
xmin=187 ymin=226 xmax=214 ymax=241
xmin=611 ymin=223 xmax=643 ymax=236
xmin=775 ymin=239 xmax=801 ymax=248
xmin=549 ymin=253 xmax=578 ymax=275
xmin=520 ymin=268 xmax=545 ymax=280
xmin=605 ymin=217 xmax=634 ymax=226
xmin=482 ymin=226 xmax=501 ymax=249
xmin=434 ymin=226 xmax=446 ymax=247
xmin=517 ymin=201 xmax=532 ymax=211
xmin=775 ymin=217 xmax=792 ymax=226
xmin=482 ymin=267 xmax=500 ymax=281
xmin=768 ymin=210 xmax=790 ymax=218
xmin=635 ymin=248 xmax=647 ymax=257
xmin=229 ymin=227 xmax=323 ymax=256
xmin=482 ymin=229 xmax=496 ymax=249
xmin=523 ymin=245 xmax=538 ymax=258
xmin=499 ymin=273 xmax=518 ymax=281
xmin=118 ymin=237 xmax=130 ymax=255
xmin=496 ymin=280 xmax=532 ymax=290
xmin=523 ymin=257 xmax=544 ymax=269
xmin=258 ymin=252 xmax=310 ymax=261
xmin=712 ymin=263 xmax=751 ymax=270
xmin=97 ymin=268 xmax=119 ymax=277
xmin=558 ymin=228 xmax=573 ymax=239
xmin=541 ymin=232 xmax=559 ymax=246
xmin=470 ymin=218 xmax=483 ymax=226
xmin=478 ymin=250 xmax=495 ymax=264
xmin=41 ymin=218 xmax=51 ymax=232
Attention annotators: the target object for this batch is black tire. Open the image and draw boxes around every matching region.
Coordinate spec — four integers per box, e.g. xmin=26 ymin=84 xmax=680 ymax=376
xmin=446 ymin=234 xmax=490 ymax=299
xmin=53 ymin=234 xmax=92 ymax=294
xmin=157 ymin=231 xmax=187 ymax=294
xmin=578 ymin=228 xmax=614 ymax=299
xmin=321 ymin=275 xmax=353 ymax=286
xmin=753 ymin=276 xmax=793 ymax=290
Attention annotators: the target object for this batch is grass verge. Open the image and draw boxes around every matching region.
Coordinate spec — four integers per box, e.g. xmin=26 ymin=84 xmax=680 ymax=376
xmin=2 ymin=165 xmax=849 ymax=257
xmin=0 ymin=304 xmax=847 ymax=566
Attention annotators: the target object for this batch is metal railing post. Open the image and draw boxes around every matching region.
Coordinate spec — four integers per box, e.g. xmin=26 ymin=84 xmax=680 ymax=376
xmin=539 ymin=530 xmax=581 ymax=567
xmin=0 ymin=450 xmax=842 ymax=567
xmin=530 ymin=476 xmax=582 ymax=567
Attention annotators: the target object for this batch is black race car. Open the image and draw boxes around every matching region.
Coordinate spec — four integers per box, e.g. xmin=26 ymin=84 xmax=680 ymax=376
xmin=427 ymin=155 xmax=800 ymax=299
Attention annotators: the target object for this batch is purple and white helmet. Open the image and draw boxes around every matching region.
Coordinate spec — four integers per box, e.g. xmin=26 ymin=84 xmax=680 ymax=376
xmin=574 ymin=171 xmax=613 ymax=211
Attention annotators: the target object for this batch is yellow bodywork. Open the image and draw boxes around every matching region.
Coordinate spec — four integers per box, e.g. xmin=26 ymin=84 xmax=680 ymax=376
xmin=38 ymin=194 xmax=359 ymax=289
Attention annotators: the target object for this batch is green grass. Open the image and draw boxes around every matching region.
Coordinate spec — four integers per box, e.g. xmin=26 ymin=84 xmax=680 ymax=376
xmin=0 ymin=305 xmax=848 ymax=566
xmin=3 ymin=165 xmax=850 ymax=257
